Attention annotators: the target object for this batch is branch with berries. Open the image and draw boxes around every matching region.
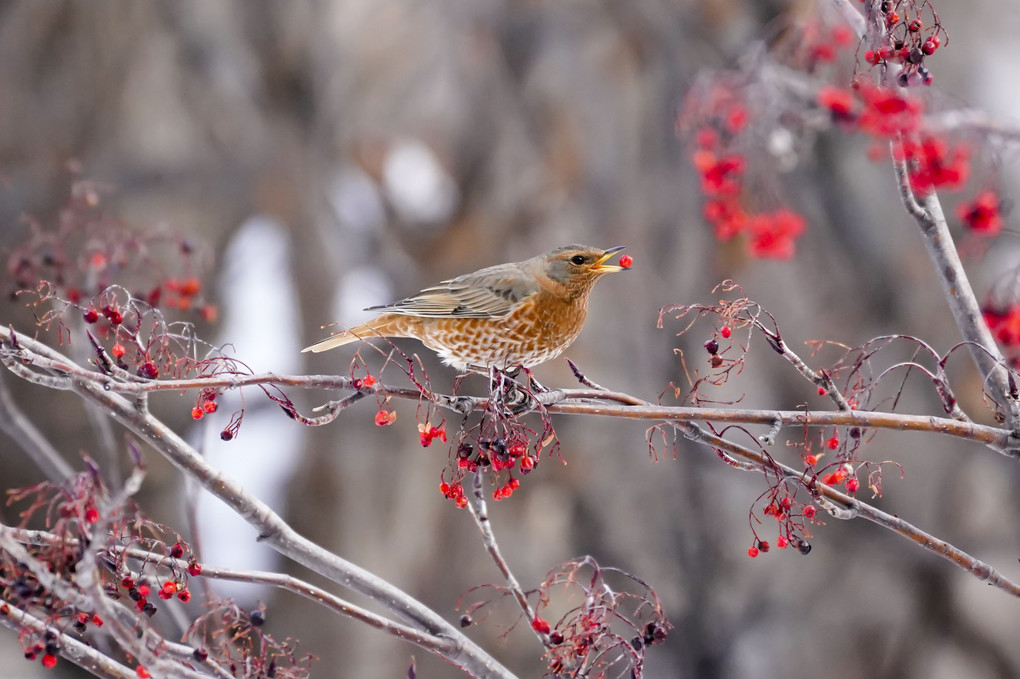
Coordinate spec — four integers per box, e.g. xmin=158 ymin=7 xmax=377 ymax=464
xmin=3 ymin=322 xmax=1019 ymax=607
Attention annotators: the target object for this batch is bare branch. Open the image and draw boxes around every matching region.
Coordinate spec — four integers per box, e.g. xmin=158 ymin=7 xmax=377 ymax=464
xmin=889 ymin=138 xmax=1017 ymax=424
xmin=466 ymin=473 xmax=543 ymax=645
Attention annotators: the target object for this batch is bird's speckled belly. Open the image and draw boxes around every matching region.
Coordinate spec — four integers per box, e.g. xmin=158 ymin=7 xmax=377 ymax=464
xmin=419 ymin=298 xmax=587 ymax=371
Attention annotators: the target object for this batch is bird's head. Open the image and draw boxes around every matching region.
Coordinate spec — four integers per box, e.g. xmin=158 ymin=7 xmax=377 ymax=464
xmin=539 ymin=245 xmax=628 ymax=298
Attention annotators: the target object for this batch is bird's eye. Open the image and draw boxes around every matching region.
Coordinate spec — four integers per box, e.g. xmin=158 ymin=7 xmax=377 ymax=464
xmin=570 ymin=255 xmax=587 ymax=266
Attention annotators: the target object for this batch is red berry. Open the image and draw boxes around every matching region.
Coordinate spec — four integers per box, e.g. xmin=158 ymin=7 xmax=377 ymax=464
xmin=845 ymin=477 xmax=860 ymax=493
xmin=136 ymin=666 xmax=151 ymax=679
xmin=758 ymin=540 xmax=770 ymax=552
xmin=720 ymin=326 xmax=732 ymax=339
xmin=108 ymin=309 xmax=123 ymax=325
xmin=188 ymin=562 xmax=202 ymax=577
xmin=817 ymin=387 xmax=826 ymax=396
xmin=121 ymin=576 xmax=135 ymax=589
xmin=777 ymin=536 xmax=789 ymax=548
xmin=137 ymin=362 xmax=158 ymax=379
xmin=618 ymin=254 xmax=633 ymax=269
xmin=374 ymin=410 xmax=395 ymax=426
xmin=362 ymin=375 xmax=376 ymax=387
xmin=695 ymin=127 xmax=719 ymax=149
xmin=200 ymin=304 xmax=218 ymax=323
xmin=85 ymin=507 xmax=99 ymax=524
xmin=803 ymin=505 xmax=817 ymax=519
xmin=177 ymin=589 xmax=191 ymax=603
xmin=191 ymin=407 xmax=204 ymax=420
xmin=83 ymin=307 xmax=99 ymax=324
xmin=202 ymin=401 xmax=218 ymax=414
xmin=180 ymin=277 xmax=201 ymax=296
xmin=818 ymin=86 xmax=855 ymax=117
xmin=137 ymin=584 xmax=150 ymax=597
xmin=111 ymin=344 xmax=126 ymax=359
xmin=826 ymin=436 xmax=839 ymax=449
xmin=747 ymin=546 xmax=759 ymax=558
xmin=805 ymin=454 xmax=819 ymax=467
xmin=909 ymin=18 xmax=922 ymax=32
xmin=170 ymin=543 xmax=185 ymax=559
xmin=531 ymin=617 xmax=551 ymax=635
xmin=42 ymin=653 xmax=57 ymax=668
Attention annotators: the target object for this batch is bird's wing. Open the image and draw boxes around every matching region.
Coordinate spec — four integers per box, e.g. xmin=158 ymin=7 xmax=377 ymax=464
xmin=367 ymin=263 xmax=539 ymax=319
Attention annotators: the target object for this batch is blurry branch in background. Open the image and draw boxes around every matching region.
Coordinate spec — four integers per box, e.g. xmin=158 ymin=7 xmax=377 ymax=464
xmin=0 ymin=371 xmax=73 ymax=482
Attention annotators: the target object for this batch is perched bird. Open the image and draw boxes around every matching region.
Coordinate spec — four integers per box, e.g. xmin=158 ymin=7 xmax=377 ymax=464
xmin=303 ymin=244 xmax=628 ymax=372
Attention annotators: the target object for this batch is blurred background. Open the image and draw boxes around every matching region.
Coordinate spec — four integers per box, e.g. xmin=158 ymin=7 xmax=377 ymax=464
xmin=1 ymin=1 xmax=1020 ymax=677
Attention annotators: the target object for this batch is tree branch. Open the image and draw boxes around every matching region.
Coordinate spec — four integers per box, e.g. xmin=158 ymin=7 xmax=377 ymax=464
xmin=890 ymin=139 xmax=1017 ymax=425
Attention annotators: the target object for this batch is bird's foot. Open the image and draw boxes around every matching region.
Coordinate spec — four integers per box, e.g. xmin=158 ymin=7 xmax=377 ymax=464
xmin=485 ymin=366 xmax=539 ymax=414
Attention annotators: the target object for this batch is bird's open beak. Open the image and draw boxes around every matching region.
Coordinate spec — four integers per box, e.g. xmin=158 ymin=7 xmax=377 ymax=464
xmin=592 ymin=245 xmax=626 ymax=272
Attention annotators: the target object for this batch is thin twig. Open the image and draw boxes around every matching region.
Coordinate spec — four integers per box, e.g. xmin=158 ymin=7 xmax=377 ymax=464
xmin=668 ymin=420 xmax=1020 ymax=597
xmin=466 ymin=473 xmax=544 ymax=645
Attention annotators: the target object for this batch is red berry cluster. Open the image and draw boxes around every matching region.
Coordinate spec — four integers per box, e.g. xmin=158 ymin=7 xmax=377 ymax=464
xmin=833 ymin=82 xmax=924 ymax=138
xmin=438 ymin=480 xmax=468 ymax=509
xmin=789 ymin=20 xmax=856 ymax=66
xmin=747 ymin=210 xmax=806 ymax=260
xmin=896 ymin=134 xmax=970 ymax=194
xmin=161 ymin=277 xmax=212 ymax=317
xmin=418 ymin=422 xmax=447 ymax=447
xmin=816 ymin=79 xmax=983 ymax=202
xmin=982 ymin=304 xmax=1020 ymax=366
xmin=752 ymin=490 xmax=814 ymax=558
xmin=19 ymin=629 xmax=64 ymax=669
xmin=957 ymin=190 xmax=1003 ymax=235
xmin=686 ymin=90 xmax=810 ymax=259
xmin=821 ymin=462 xmax=858 ymax=493
xmin=439 ymin=430 xmax=542 ymax=507
xmin=191 ymin=390 xmax=220 ymax=420
xmin=6 ymin=178 xmax=217 ymax=325
xmin=863 ymin=2 xmax=944 ymax=87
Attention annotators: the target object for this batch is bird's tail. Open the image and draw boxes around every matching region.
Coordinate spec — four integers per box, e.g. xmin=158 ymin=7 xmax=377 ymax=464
xmin=301 ymin=315 xmax=408 ymax=353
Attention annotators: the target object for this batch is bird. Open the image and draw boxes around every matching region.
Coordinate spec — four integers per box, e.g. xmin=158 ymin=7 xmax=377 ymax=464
xmin=303 ymin=244 xmax=628 ymax=372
